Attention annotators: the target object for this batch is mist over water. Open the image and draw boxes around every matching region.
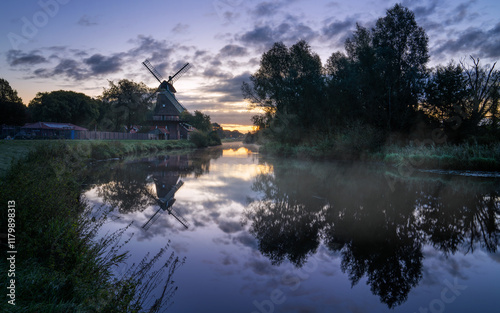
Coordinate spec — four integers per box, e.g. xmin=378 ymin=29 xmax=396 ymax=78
xmin=82 ymin=142 xmax=500 ymax=313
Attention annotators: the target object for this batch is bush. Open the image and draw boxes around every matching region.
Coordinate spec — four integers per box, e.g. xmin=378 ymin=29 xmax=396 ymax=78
xmin=189 ymin=130 xmax=208 ymax=148
xmin=207 ymin=131 xmax=222 ymax=146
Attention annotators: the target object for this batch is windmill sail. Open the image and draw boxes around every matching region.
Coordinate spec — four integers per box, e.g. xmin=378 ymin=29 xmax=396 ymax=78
xmin=142 ymin=59 xmax=164 ymax=83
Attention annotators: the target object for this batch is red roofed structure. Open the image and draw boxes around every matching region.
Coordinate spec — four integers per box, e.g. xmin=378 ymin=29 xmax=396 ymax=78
xmin=21 ymin=122 xmax=88 ymax=139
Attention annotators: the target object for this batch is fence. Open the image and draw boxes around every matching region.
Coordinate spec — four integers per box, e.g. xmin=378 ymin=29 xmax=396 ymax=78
xmin=75 ymin=131 xmax=155 ymax=140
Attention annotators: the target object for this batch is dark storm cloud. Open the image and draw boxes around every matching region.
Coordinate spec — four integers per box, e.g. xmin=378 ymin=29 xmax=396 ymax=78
xmin=84 ymin=54 xmax=123 ymax=75
xmin=433 ymin=22 xmax=500 ymax=59
xmin=219 ymin=44 xmax=248 ymax=57
xmin=7 ymin=50 xmax=47 ymax=66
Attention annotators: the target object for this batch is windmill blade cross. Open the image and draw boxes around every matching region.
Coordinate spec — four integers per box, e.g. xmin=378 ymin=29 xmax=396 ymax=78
xmin=142 ymin=59 xmax=164 ymax=83
xmin=168 ymin=63 xmax=191 ymax=84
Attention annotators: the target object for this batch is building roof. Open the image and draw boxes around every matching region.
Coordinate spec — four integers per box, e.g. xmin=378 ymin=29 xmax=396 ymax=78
xmin=149 ymin=127 xmax=170 ymax=135
xmin=155 ymin=90 xmax=186 ymax=116
xmin=22 ymin=122 xmax=88 ymax=131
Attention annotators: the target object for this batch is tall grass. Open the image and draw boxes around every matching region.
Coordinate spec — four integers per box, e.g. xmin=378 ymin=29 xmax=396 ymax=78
xmin=381 ymin=142 xmax=500 ymax=171
xmin=258 ymin=124 xmax=500 ymax=171
xmin=0 ymin=143 xmax=184 ymax=312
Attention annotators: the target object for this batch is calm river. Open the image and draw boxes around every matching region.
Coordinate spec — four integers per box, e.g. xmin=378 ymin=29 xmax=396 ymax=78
xmin=82 ymin=142 xmax=500 ymax=313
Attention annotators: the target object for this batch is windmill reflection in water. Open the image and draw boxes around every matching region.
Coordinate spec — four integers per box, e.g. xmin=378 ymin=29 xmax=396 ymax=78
xmin=142 ymin=155 xmax=189 ymax=230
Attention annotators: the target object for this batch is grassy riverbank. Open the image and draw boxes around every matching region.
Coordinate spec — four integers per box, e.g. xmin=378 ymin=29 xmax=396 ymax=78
xmin=0 ymin=141 xmax=190 ymax=312
xmin=259 ymin=140 xmax=500 ymax=171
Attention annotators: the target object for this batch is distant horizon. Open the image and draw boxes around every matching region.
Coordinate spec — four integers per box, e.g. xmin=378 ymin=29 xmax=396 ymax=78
xmin=2 ymin=0 xmax=499 ymax=131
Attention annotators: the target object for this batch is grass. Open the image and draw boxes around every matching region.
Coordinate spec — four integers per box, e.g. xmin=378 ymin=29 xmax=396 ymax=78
xmin=0 ymin=142 xmax=186 ymax=312
xmin=0 ymin=140 xmax=42 ymax=177
xmin=260 ymin=139 xmax=500 ymax=171
xmin=380 ymin=143 xmax=500 ymax=171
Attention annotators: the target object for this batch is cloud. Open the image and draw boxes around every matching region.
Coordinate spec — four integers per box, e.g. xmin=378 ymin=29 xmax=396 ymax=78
xmin=219 ymin=44 xmax=248 ymax=57
xmin=240 ymin=25 xmax=275 ymax=45
xmin=444 ymin=0 xmax=478 ymax=26
xmin=172 ymin=23 xmax=190 ymax=34
xmin=238 ymin=22 xmax=319 ymax=49
xmin=322 ymin=17 xmax=356 ymax=40
xmin=84 ymin=53 xmax=123 ymax=75
xmin=201 ymin=72 xmax=251 ymax=103
xmin=218 ymin=220 xmax=243 ymax=233
xmin=203 ymin=67 xmax=232 ymax=79
xmin=7 ymin=50 xmax=48 ymax=66
xmin=433 ymin=22 xmax=500 ymax=59
xmin=252 ymin=1 xmax=285 ymax=17
xmin=409 ymin=0 xmax=440 ymax=18
xmin=127 ymin=35 xmax=176 ymax=64
xmin=50 ymin=58 xmax=86 ymax=80
xmin=77 ymin=15 xmax=99 ymax=26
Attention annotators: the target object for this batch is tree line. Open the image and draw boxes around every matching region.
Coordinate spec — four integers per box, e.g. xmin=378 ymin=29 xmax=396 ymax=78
xmin=243 ymin=4 xmax=500 ymax=145
xmin=0 ymin=78 xmax=223 ymax=137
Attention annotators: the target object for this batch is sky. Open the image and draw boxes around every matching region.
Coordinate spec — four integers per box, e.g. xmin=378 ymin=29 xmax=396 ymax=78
xmin=1 ymin=0 xmax=499 ymax=131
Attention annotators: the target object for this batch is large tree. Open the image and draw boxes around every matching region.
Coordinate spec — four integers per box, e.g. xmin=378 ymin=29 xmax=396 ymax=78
xmin=101 ymin=79 xmax=155 ymax=132
xmin=0 ymin=78 xmax=26 ymax=125
xmin=243 ymin=40 xmax=324 ymax=141
xmin=28 ymin=90 xmax=100 ymax=127
xmin=372 ymin=3 xmax=429 ymax=131
xmin=331 ymin=4 xmax=429 ymax=132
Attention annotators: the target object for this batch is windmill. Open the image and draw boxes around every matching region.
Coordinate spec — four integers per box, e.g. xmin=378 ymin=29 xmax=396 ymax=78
xmin=141 ymin=59 xmax=193 ymax=140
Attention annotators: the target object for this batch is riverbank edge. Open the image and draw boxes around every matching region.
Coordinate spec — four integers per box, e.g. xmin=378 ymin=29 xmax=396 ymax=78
xmin=0 ymin=139 xmax=197 ymax=177
xmin=0 ymin=140 xmax=194 ymax=312
xmin=258 ymin=141 xmax=500 ymax=172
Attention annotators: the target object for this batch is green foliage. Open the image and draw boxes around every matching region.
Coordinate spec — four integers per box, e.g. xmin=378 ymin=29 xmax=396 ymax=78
xmin=189 ymin=130 xmax=208 ymax=148
xmin=0 ymin=78 xmax=26 ymax=125
xmin=181 ymin=110 xmax=212 ymax=132
xmin=0 ymin=78 xmax=23 ymax=104
xmin=28 ymin=90 xmax=101 ymax=128
xmin=207 ymin=130 xmax=222 ymax=146
xmin=101 ymin=79 xmax=155 ymax=132
xmin=243 ymin=40 xmax=324 ymax=136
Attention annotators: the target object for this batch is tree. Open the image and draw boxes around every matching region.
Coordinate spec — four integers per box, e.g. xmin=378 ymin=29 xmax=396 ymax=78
xmin=101 ymin=79 xmax=155 ymax=131
xmin=424 ymin=61 xmax=468 ymax=122
xmin=243 ymin=40 xmax=324 ymax=141
xmin=0 ymin=78 xmax=26 ymax=125
xmin=181 ymin=110 xmax=212 ymax=132
xmin=460 ymin=57 xmax=500 ymax=130
xmin=424 ymin=57 xmax=500 ymax=138
xmin=371 ymin=4 xmax=429 ymax=131
xmin=28 ymin=90 xmax=100 ymax=127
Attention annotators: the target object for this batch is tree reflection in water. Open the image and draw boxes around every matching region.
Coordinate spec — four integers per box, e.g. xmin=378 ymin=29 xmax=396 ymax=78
xmin=85 ymin=148 xmax=223 ymax=215
xmin=246 ymin=160 xmax=500 ymax=308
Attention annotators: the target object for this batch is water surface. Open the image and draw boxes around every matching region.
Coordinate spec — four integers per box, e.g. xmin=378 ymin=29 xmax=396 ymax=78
xmin=82 ymin=142 xmax=500 ymax=313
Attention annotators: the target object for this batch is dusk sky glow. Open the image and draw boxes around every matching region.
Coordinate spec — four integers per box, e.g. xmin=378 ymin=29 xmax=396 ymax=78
xmin=1 ymin=0 xmax=499 ymax=131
